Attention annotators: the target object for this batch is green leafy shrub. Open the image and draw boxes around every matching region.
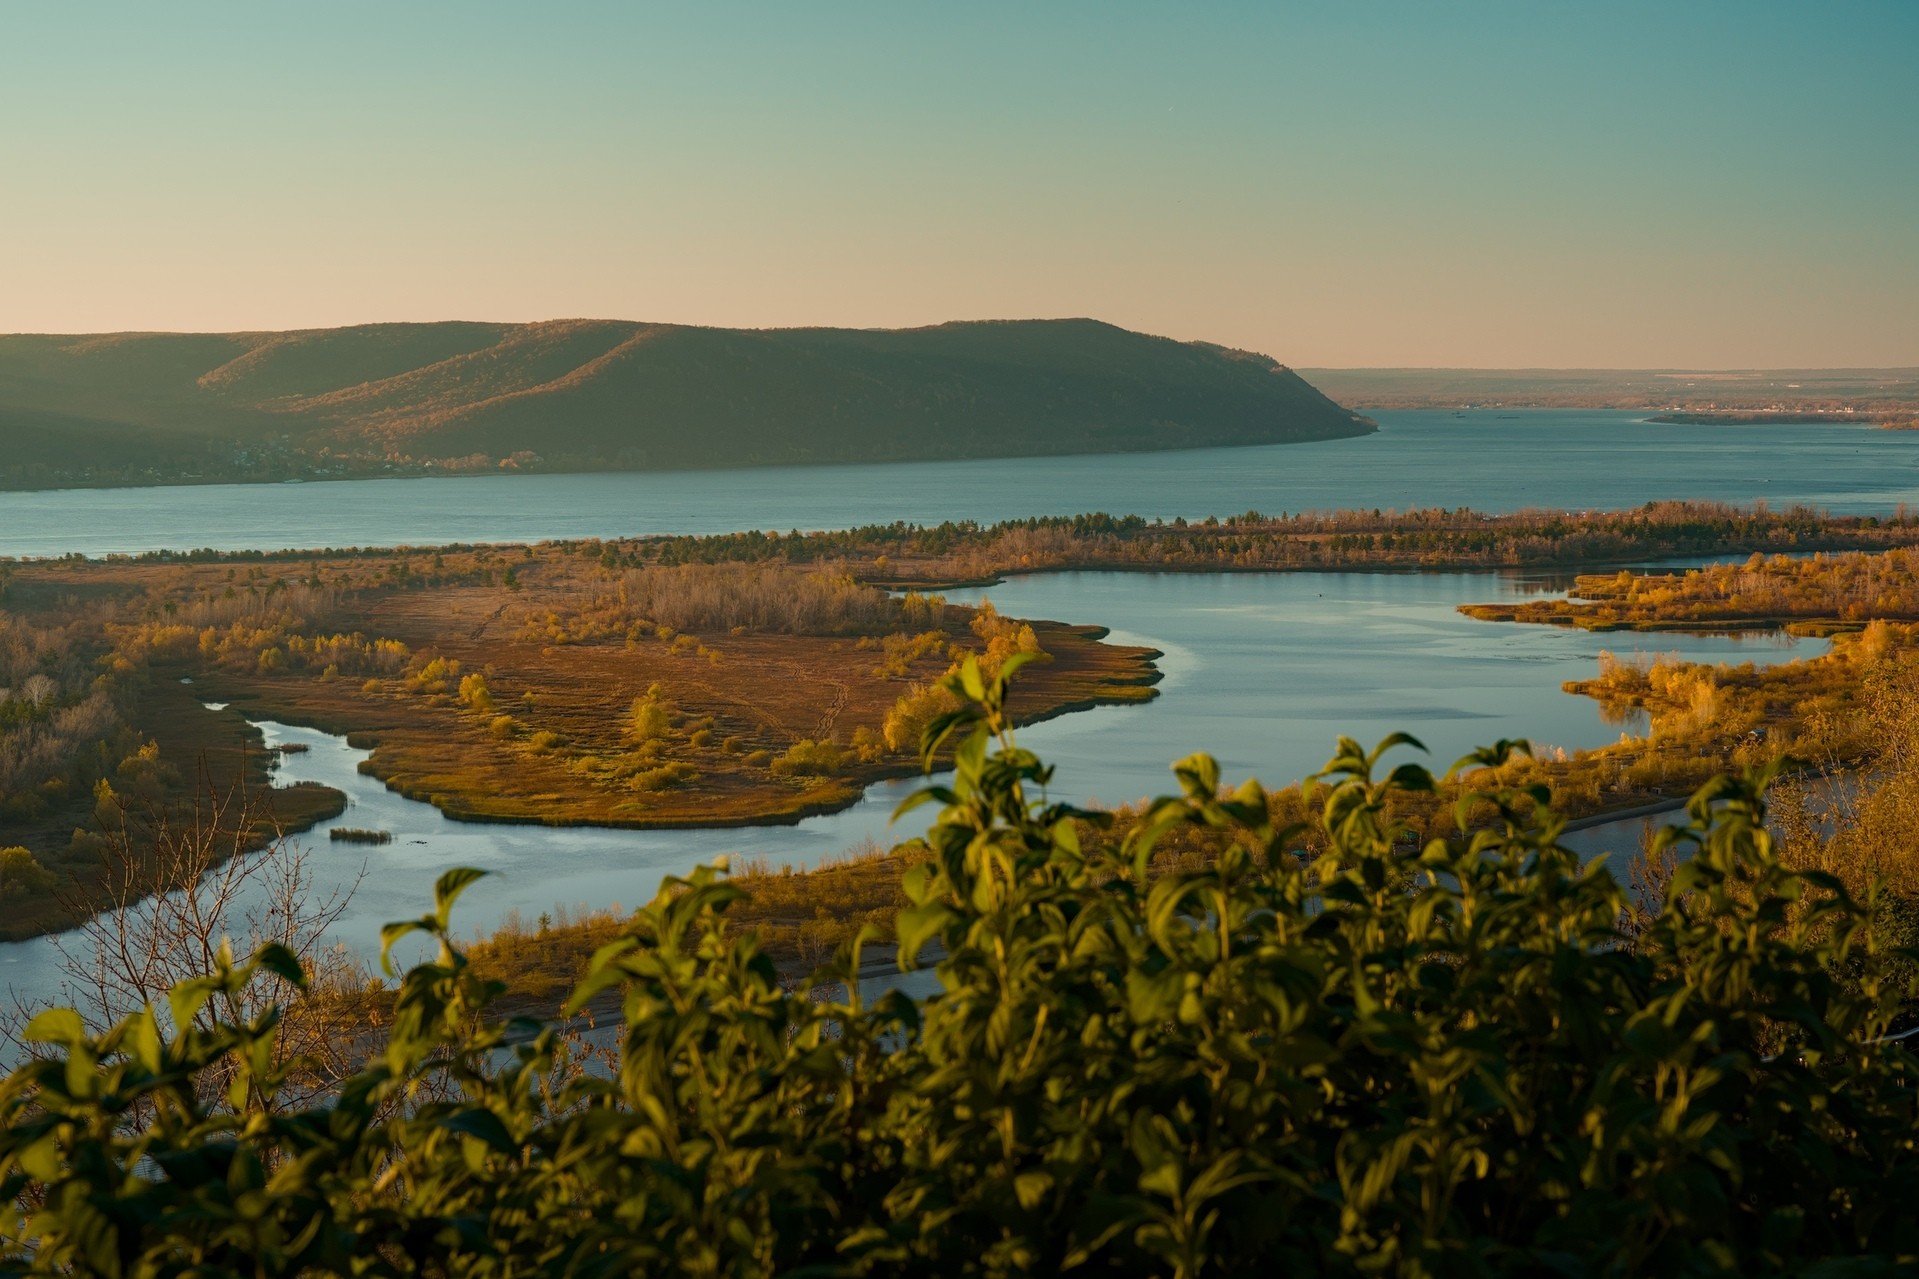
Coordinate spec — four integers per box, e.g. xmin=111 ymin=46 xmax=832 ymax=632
xmin=627 ymin=686 xmax=673 ymax=743
xmin=458 ymin=672 xmax=494 ymax=712
xmin=0 ymin=846 xmax=53 ymax=896
xmin=2 ymin=658 xmax=1916 ymax=1275
xmin=630 ymin=762 xmax=698 ymax=793
xmin=770 ymin=737 xmax=843 ymax=777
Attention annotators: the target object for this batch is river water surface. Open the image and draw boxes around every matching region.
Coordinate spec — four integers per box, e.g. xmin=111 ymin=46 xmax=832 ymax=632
xmin=0 ymin=564 xmax=1821 ymax=1005
xmin=0 ymin=409 xmax=1889 ymax=1007
xmin=3 ymin=410 xmax=1916 ymax=558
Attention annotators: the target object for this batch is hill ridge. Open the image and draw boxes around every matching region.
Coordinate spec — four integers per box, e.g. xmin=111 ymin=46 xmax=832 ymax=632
xmin=0 ymin=318 xmax=1372 ymax=489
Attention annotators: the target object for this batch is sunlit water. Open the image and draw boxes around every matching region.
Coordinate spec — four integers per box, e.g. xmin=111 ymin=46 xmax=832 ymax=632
xmin=0 ymin=564 xmax=1821 ymax=1007
xmin=3 ymin=410 xmax=1916 ymax=558
xmin=0 ymin=408 xmax=1887 ymax=1006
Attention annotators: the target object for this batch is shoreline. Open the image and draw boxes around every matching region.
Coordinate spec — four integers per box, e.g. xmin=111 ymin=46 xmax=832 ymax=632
xmin=0 ymin=427 xmax=1379 ymax=498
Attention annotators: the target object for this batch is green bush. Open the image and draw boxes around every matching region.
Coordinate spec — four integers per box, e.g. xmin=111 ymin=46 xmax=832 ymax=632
xmin=770 ymin=737 xmax=843 ymax=777
xmin=2 ymin=657 xmax=1916 ymax=1275
xmin=630 ymin=762 xmax=698 ymax=793
xmin=0 ymin=846 xmax=53 ymax=896
xmin=628 ymin=693 xmax=672 ymax=743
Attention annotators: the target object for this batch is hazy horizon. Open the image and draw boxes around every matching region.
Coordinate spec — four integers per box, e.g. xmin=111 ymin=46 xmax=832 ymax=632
xmin=5 ymin=314 xmax=1918 ymax=377
xmin=3 ymin=2 xmax=1914 ymax=367
xmin=7 ymin=313 xmax=1917 ymax=376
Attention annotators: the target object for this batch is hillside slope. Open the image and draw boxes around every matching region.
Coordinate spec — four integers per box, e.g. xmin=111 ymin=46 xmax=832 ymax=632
xmin=0 ymin=319 xmax=1372 ymax=487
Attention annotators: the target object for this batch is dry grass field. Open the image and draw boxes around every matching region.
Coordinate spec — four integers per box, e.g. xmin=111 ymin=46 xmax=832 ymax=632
xmin=0 ymin=541 xmax=1157 ymax=937
xmin=20 ymin=534 xmax=1910 ymax=953
xmin=202 ymin=587 xmax=1156 ymax=828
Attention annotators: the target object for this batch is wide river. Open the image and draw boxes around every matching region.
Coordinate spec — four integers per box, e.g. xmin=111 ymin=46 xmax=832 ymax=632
xmin=0 ymin=409 xmax=1897 ymax=1005
xmin=1 ymin=410 xmax=1916 ymax=558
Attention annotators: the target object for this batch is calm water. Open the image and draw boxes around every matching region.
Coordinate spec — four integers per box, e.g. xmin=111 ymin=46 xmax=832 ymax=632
xmin=0 ymin=564 xmax=1820 ymax=1005
xmin=0 ymin=410 xmax=1877 ymax=1007
xmin=2 ymin=410 xmax=1915 ymax=558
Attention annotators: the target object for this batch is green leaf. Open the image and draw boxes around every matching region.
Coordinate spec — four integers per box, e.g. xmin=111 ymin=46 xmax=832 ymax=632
xmin=15 ymin=1136 xmax=59 ymax=1182
xmin=1383 ymin=761 xmax=1435 ymax=793
xmin=379 ymin=918 xmax=432 ymax=977
xmin=438 ymin=1108 xmax=517 ymax=1154
xmin=433 ymin=867 xmax=490 ymax=927
xmin=1368 ymin=731 xmax=1427 ymax=769
xmin=23 ymin=1008 xmax=84 ymax=1048
xmin=1126 ymin=967 xmax=1182 ymax=1025
xmin=953 ymin=727 xmax=987 ymax=788
xmin=996 ymin=650 xmax=1039 ymax=685
xmin=126 ymin=1008 xmax=163 ymax=1074
xmin=167 ymin=977 xmax=221 ymax=1033
xmin=1172 ymin=753 xmax=1221 ymax=800
xmin=1445 ymin=738 xmax=1530 ymax=777
xmin=1014 ymin=1170 xmax=1054 ymax=1210
xmin=892 ymin=787 xmax=949 ymax=822
xmin=920 ymin=709 xmax=977 ymax=769
xmin=897 ymin=902 xmax=954 ymax=969
xmin=957 ymin=655 xmax=987 ymax=703
xmin=250 ymin=942 xmax=308 ymax=990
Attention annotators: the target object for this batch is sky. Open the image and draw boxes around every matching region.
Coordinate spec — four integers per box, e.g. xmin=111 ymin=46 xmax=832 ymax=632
xmin=1 ymin=1 xmax=1915 ymax=367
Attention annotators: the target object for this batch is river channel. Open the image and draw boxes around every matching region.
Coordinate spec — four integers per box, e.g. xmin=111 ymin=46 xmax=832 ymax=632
xmin=0 ymin=563 xmax=1822 ymax=1006
xmin=1 ymin=407 xmax=1888 ymax=1004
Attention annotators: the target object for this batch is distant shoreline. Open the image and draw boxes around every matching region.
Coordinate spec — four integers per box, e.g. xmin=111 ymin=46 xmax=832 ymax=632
xmin=0 ymin=426 xmax=1378 ymax=497
xmin=1300 ymin=365 xmax=1919 ymax=419
xmin=1645 ymin=410 xmax=1915 ymax=427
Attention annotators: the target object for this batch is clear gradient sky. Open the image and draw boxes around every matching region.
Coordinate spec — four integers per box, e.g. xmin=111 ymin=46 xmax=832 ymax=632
xmin=2 ymin=2 xmax=1914 ymax=366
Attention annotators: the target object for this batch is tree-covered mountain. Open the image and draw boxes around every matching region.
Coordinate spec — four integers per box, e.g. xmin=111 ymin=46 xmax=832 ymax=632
xmin=0 ymin=319 xmax=1372 ymax=488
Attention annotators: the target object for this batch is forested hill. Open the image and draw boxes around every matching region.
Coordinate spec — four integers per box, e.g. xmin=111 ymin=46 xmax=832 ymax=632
xmin=0 ymin=319 xmax=1372 ymax=488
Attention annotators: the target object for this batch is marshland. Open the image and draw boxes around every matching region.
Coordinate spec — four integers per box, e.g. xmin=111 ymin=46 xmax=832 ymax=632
xmin=5 ymin=496 xmax=1909 ymax=975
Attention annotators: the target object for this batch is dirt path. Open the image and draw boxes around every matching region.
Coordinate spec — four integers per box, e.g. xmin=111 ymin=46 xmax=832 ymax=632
xmin=814 ymin=679 xmax=851 ymax=741
xmin=468 ymin=602 xmax=509 ymax=641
